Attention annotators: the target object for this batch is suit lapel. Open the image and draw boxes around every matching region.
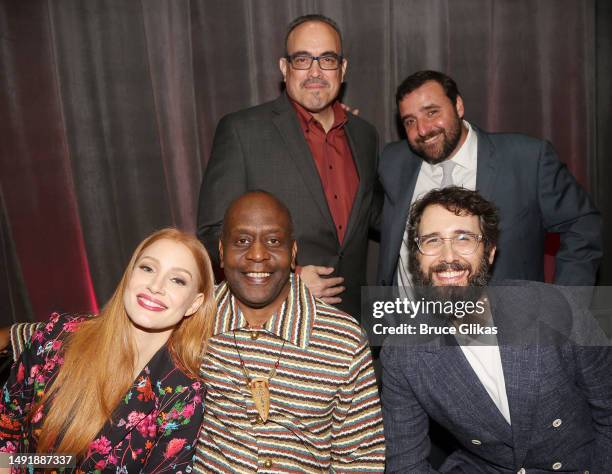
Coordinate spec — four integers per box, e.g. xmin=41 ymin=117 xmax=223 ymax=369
xmin=271 ymin=94 xmax=336 ymax=235
xmin=420 ymin=342 xmax=513 ymax=444
xmin=342 ymin=118 xmax=368 ymax=248
xmin=386 ymin=149 xmax=421 ymax=283
xmin=474 ymin=127 xmax=497 ymax=201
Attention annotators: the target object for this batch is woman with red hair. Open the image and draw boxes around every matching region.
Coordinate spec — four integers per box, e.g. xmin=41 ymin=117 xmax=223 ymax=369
xmin=0 ymin=228 xmax=216 ymax=473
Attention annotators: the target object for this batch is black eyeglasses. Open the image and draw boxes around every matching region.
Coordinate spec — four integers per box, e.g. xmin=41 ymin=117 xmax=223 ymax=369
xmin=285 ymin=53 xmax=343 ymax=70
xmin=415 ymin=233 xmax=483 ymax=256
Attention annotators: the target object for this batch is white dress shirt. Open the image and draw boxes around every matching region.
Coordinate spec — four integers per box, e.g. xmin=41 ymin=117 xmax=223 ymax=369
xmin=459 ymin=338 xmax=512 ymax=425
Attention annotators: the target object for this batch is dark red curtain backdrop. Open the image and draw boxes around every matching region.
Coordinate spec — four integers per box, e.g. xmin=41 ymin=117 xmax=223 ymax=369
xmin=0 ymin=2 xmax=98 ymax=321
xmin=0 ymin=0 xmax=609 ymax=323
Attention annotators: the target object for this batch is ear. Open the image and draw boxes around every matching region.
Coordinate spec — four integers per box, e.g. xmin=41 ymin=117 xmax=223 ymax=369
xmin=340 ymin=58 xmax=348 ymax=82
xmin=279 ymin=57 xmax=288 ymax=82
xmin=218 ymin=240 xmax=225 ymax=269
xmin=487 ymin=245 xmax=496 ymax=265
xmin=185 ymin=292 xmax=204 ymax=317
xmin=290 ymin=241 xmax=298 ymax=271
xmin=455 ymin=95 xmax=465 ymax=119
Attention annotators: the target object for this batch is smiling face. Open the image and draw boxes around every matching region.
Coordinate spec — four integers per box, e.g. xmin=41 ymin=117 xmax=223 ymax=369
xmin=279 ymin=20 xmax=347 ymax=115
xmin=399 ymin=80 xmax=467 ymax=164
xmin=220 ymin=193 xmax=297 ymax=324
xmin=123 ymin=238 xmax=204 ymax=338
xmin=413 ymin=204 xmax=495 ymax=287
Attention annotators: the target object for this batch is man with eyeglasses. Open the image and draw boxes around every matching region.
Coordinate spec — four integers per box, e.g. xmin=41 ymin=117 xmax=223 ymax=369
xmin=381 ymin=186 xmax=612 ymax=473
xmin=197 ymin=14 xmax=380 ymax=319
xmin=377 ymin=70 xmax=602 ymax=290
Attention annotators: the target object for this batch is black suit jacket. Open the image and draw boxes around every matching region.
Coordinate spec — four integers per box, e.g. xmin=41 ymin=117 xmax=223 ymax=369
xmin=377 ymin=126 xmax=602 ymax=286
xmin=197 ymin=93 xmax=380 ymax=318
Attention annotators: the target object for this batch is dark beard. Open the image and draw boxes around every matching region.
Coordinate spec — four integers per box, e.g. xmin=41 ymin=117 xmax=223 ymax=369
xmin=412 ymin=256 xmax=492 ymax=288
xmin=412 ymin=256 xmax=492 ymax=318
xmin=407 ymin=114 xmax=463 ymax=164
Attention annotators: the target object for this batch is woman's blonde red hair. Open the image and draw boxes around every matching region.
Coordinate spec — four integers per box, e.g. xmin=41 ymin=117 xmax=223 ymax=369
xmin=36 ymin=228 xmax=216 ymax=456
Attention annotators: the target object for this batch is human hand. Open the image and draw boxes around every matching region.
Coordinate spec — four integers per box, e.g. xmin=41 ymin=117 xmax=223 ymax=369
xmin=299 ymin=265 xmax=345 ymax=304
xmin=339 ymin=102 xmax=360 ymax=116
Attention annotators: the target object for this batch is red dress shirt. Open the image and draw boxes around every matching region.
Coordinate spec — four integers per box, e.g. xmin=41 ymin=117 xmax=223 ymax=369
xmin=291 ymin=100 xmax=359 ymax=244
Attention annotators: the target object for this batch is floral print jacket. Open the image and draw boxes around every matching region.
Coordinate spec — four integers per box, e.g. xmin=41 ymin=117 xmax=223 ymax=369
xmin=0 ymin=313 xmax=204 ymax=473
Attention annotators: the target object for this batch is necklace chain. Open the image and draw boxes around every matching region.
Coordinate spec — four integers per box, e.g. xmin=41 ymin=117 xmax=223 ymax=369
xmin=232 ymin=329 xmax=286 ymax=384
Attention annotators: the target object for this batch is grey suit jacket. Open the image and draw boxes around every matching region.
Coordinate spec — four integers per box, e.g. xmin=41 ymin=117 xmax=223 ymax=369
xmin=381 ymin=282 xmax=612 ymax=473
xmin=377 ymin=127 xmax=602 ymax=286
xmin=197 ymin=93 xmax=380 ymax=318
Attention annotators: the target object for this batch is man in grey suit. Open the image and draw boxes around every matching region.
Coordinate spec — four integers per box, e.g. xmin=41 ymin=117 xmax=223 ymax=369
xmin=381 ymin=186 xmax=612 ymax=472
xmin=197 ymin=14 xmax=380 ymax=318
xmin=378 ymin=70 xmax=601 ymax=288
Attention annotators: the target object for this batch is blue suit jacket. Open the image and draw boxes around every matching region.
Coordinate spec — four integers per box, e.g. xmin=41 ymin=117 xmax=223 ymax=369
xmin=377 ymin=127 xmax=602 ymax=286
xmin=381 ymin=282 xmax=612 ymax=473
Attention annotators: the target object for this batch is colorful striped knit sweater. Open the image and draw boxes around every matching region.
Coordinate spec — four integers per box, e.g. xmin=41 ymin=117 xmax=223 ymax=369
xmin=193 ymin=274 xmax=385 ymax=473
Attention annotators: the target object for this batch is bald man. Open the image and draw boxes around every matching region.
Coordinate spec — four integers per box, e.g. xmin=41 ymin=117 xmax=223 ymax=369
xmin=192 ymin=191 xmax=385 ymax=473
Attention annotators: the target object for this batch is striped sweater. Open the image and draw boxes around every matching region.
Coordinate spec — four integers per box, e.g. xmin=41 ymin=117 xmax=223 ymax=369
xmin=193 ymin=274 xmax=385 ymax=473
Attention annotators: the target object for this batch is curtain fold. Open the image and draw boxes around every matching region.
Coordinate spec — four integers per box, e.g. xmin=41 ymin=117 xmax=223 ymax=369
xmin=0 ymin=183 xmax=33 ymax=324
xmin=595 ymin=0 xmax=612 ymax=284
xmin=47 ymin=0 xmax=175 ymax=301
xmin=142 ymin=0 xmax=201 ymax=231
xmin=0 ymin=0 xmax=97 ymax=319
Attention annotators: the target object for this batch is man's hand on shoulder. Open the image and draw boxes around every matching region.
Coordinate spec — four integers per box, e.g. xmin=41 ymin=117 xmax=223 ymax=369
xmin=300 ymin=265 xmax=345 ymax=305
xmin=339 ymin=102 xmax=359 ymax=116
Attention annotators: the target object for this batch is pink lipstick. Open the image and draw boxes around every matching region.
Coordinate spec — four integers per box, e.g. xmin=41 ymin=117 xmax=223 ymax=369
xmin=136 ymin=293 xmax=167 ymax=312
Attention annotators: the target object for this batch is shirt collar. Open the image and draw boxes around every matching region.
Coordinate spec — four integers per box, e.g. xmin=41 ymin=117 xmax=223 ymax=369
xmin=212 ymin=273 xmax=316 ymax=349
xmin=290 ymin=97 xmax=348 ymax=133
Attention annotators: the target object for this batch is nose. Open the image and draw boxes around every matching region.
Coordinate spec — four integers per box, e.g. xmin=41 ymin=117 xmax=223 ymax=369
xmin=439 ymin=239 xmax=458 ymax=262
xmin=416 ymin=118 xmax=432 ymax=137
xmin=148 ymin=273 xmax=166 ymax=294
xmin=246 ymin=240 xmax=270 ymax=262
xmin=308 ymin=59 xmax=323 ymax=76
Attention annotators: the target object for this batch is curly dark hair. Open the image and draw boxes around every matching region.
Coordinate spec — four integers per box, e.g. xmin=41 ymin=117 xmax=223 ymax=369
xmin=396 ymin=70 xmax=460 ymax=107
xmin=407 ymin=186 xmax=499 ymax=267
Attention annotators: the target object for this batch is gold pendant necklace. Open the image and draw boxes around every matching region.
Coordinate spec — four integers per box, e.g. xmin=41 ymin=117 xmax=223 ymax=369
xmin=233 ymin=330 xmax=286 ymax=423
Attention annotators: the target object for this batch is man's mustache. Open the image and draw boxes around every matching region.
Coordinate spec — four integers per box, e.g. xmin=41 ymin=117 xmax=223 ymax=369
xmin=430 ymin=261 xmax=471 ymax=273
xmin=416 ymin=129 xmax=443 ymax=144
xmin=301 ymin=77 xmax=329 ymax=87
